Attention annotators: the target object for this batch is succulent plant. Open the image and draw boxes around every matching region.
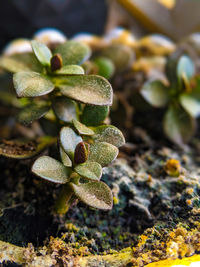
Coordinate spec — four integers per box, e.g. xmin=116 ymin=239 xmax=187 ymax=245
xmin=0 ymin=39 xmax=125 ymax=213
xmin=140 ymin=53 xmax=198 ymax=145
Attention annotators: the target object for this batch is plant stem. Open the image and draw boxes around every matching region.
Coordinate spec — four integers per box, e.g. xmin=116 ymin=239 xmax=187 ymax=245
xmin=54 ymin=183 xmax=74 ymax=215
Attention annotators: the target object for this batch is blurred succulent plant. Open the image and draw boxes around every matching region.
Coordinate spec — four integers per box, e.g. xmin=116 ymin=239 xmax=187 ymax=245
xmin=140 ymin=53 xmax=198 ymax=146
xmin=0 ymin=39 xmax=125 ymax=213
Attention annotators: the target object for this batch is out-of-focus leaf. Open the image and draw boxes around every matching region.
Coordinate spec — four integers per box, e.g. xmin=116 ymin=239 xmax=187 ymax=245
xmin=101 ymin=44 xmax=134 ymax=72
xmin=94 ymin=57 xmax=115 ymax=79
xmin=177 ymin=55 xmax=195 ymax=87
xmin=31 ymin=40 xmax=52 ymax=66
xmin=141 ymin=79 xmax=169 ymax=108
xmin=163 ymin=103 xmax=195 ymax=145
xmin=81 ymin=105 xmax=109 ymax=126
xmin=92 ymin=125 xmax=125 ymax=147
xmin=0 ymin=53 xmax=43 ymax=73
xmin=70 ymin=181 xmax=113 ymax=210
xmin=0 ymin=136 xmax=56 ymax=159
xmin=52 ymin=96 xmax=78 ymax=123
xmin=88 ymin=141 xmax=118 ymax=167
xmin=55 ymin=65 xmax=84 ymax=75
xmin=180 ymin=91 xmax=200 ymax=118
xmin=72 ymin=119 xmax=94 ymax=136
xmin=74 ymin=161 xmax=102 ymax=181
xmin=13 ymin=71 xmax=54 ymax=97
xmin=54 ymin=41 xmax=91 ymax=65
xmin=32 ymin=156 xmax=70 ymax=184
xmin=17 ymin=102 xmax=50 ymax=125
xmin=55 ymin=75 xmax=113 ymax=106
xmin=60 ymin=127 xmax=82 ymax=159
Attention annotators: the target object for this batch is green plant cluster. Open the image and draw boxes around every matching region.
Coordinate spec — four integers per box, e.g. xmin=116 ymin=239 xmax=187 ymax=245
xmin=0 ymin=40 xmax=125 ymax=213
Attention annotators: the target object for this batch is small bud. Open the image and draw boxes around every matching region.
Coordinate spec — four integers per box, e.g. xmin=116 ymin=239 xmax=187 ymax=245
xmin=50 ymin=53 xmax=63 ymax=72
xmin=74 ymin=142 xmax=90 ymax=164
xmin=164 ymin=158 xmax=181 ymax=177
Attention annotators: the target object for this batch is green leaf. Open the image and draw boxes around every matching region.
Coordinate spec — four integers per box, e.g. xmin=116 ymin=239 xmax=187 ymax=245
xmin=0 ymin=136 xmax=56 ymax=159
xmin=52 ymin=96 xmax=78 ymax=123
xmin=70 ymin=181 xmax=113 ymax=210
xmin=17 ymin=102 xmax=50 ymax=125
xmin=74 ymin=161 xmax=102 ymax=181
xmin=92 ymin=125 xmax=125 ymax=147
xmin=31 ymin=40 xmax=52 ymax=66
xmin=94 ymin=57 xmax=115 ymax=79
xmin=101 ymin=44 xmax=134 ymax=72
xmin=88 ymin=142 xmax=118 ymax=167
xmin=60 ymin=127 xmax=82 ymax=159
xmin=163 ymin=103 xmax=196 ymax=145
xmin=60 ymin=146 xmax=72 ymax=167
xmin=180 ymin=92 xmax=200 ymax=118
xmin=72 ymin=119 xmax=94 ymax=136
xmin=32 ymin=156 xmax=70 ymax=184
xmin=81 ymin=105 xmax=109 ymax=126
xmin=55 ymin=65 xmax=84 ymax=75
xmin=177 ymin=55 xmax=195 ymax=86
xmin=56 ymin=75 xmax=113 ymax=106
xmin=13 ymin=71 xmax=54 ymax=97
xmin=54 ymin=41 xmax=91 ymax=65
xmin=141 ymin=80 xmax=169 ymax=108
xmin=0 ymin=53 xmax=43 ymax=73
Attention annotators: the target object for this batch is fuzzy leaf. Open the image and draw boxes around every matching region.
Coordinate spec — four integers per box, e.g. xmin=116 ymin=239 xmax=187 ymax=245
xmin=56 ymin=75 xmax=113 ymax=106
xmin=177 ymin=55 xmax=195 ymax=86
xmin=94 ymin=57 xmax=115 ymax=79
xmin=163 ymin=104 xmax=195 ymax=145
xmin=32 ymin=156 xmax=70 ymax=184
xmin=81 ymin=105 xmax=109 ymax=126
xmin=60 ymin=127 xmax=82 ymax=159
xmin=0 ymin=53 xmax=43 ymax=73
xmin=101 ymin=44 xmax=134 ymax=72
xmin=13 ymin=71 xmax=54 ymax=97
xmin=17 ymin=102 xmax=50 ymax=125
xmin=180 ymin=93 xmax=200 ymax=118
xmin=75 ymin=161 xmax=102 ymax=181
xmin=31 ymin=40 xmax=52 ymax=66
xmin=54 ymin=41 xmax=91 ymax=65
xmin=60 ymin=146 xmax=72 ymax=167
xmin=72 ymin=119 xmax=94 ymax=136
xmin=55 ymin=65 xmax=84 ymax=75
xmin=52 ymin=96 xmax=78 ymax=123
xmin=141 ymin=80 xmax=169 ymax=108
xmin=70 ymin=181 xmax=113 ymax=210
xmin=0 ymin=136 xmax=56 ymax=159
xmin=88 ymin=142 xmax=118 ymax=167
xmin=92 ymin=125 xmax=125 ymax=148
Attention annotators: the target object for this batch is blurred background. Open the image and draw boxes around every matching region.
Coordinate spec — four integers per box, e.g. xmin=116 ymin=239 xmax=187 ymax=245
xmin=1 ymin=0 xmax=200 ymax=50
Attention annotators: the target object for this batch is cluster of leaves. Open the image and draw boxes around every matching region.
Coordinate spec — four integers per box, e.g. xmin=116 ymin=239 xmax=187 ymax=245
xmin=140 ymin=53 xmax=199 ymax=146
xmin=0 ymin=40 xmax=125 ymax=212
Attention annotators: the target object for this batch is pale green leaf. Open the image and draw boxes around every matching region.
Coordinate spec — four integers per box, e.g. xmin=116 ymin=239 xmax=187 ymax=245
xmin=55 ymin=75 xmax=113 ymax=106
xmin=31 ymin=40 xmax=52 ymax=66
xmin=52 ymin=96 xmax=78 ymax=123
xmin=88 ymin=142 xmax=118 ymax=167
xmin=92 ymin=125 xmax=125 ymax=147
xmin=70 ymin=181 xmax=113 ymax=210
xmin=32 ymin=156 xmax=70 ymax=184
xmin=54 ymin=41 xmax=91 ymax=65
xmin=74 ymin=161 xmax=102 ymax=181
xmin=13 ymin=71 xmax=54 ymax=97
xmin=60 ymin=127 xmax=82 ymax=159
xmin=163 ymin=104 xmax=196 ymax=145
xmin=17 ymin=102 xmax=50 ymax=125
xmin=177 ymin=55 xmax=195 ymax=86
xmin=60 ymin=146 xmax=72 ymax=167
xmin=180 ymin=93 xmax=200 ymax=118
xmin=55 ymin=65 xmax=84 ymax=75
xmin=72 ymin=119 xmax=94 ymax=136
xmin=141 ymin=80 xmax=169 ymax=108
xmin=0 ymin=53 xmax=43 ymax=73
